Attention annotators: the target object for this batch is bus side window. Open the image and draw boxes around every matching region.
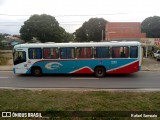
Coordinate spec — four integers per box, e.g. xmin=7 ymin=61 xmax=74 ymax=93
xmin=76 ymin=48 xmax=80 ymax=58
xmin=125 ymin=47 xmax=129 ymax=58
xmin=95 ymin=47 xmax=110 ymax=58
xmin=112 ymin=47 xmax=129 ymax=58
xmin=60 ymin=47 xmax=75 ymax=59
xmin=120 ymin=47 xmax=129 ymax=58
xmin=130 ymin=46 xmax=138 ymax=58
xmin=44 ymin=48 xmax=49 ymax=59
xmin=43 ymin=48 xmax=59 ymax=59
xmin=29 ymin=48 xmax=42 ymax=59
xmin=120 ymin=51 xmax=125 ymax=58
xmin=36 ymin=48 xmax=42 ymax=59
xmin=112 ymin=47 xmax=120 ymax=58
xmin=77 ymin=47 xmax=92 ymax=58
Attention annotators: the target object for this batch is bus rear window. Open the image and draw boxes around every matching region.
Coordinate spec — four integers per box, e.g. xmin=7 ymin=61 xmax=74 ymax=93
xmin=28 ymin=48 xmax=42 ymax=59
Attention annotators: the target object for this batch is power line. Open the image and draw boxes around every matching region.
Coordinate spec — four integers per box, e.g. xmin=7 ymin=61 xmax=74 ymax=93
xmin=0 ymin=25 xmax=22 ymax=26
xmin=0 ymin=24 xmax=82 ymax=26
xmin=0 ymin=14 xmax=30 ymax=16
xmin=0 ymin=21 xmax=84 ymax=26
xmin=0 ymin=21 xmax=84 ymax=23
xmin=0 ymin=13 xmax=127 ymax=17
xmin=55 ymin=13 xmax=127 ymax=17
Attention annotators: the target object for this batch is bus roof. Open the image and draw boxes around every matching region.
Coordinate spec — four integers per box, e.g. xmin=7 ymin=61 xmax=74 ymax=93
xmin=14 ymin=41 xmax=141 ymax=48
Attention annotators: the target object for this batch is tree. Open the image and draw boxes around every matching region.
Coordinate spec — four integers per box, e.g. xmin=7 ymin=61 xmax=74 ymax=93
xmin=0 ymin=33 xmax=4 ymax=41
xmin=20 ymin=14 xmax=68 ymax=43
xmin=62 ymin=32 xmax=74 ymax=42
xmin=141 ymin=16 xmax=160 ymax=38
xmin=0 ymin=33 xmax=10 ymax=40
xmin=75 ymin=18 xmax=107 ymax=42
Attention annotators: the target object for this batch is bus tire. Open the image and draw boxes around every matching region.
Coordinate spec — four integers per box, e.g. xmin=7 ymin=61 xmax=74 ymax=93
xmin=94 ymin=66 xmax=106 ymax=77
xmin=31 ymin=67 xmax=42 ymax=77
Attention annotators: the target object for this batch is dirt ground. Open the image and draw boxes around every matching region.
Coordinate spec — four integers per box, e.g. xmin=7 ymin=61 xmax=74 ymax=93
xmin=0 ymin=50 xmax=13 ymax=65
xmin=142 ymin=57 xmax=160 ymax=70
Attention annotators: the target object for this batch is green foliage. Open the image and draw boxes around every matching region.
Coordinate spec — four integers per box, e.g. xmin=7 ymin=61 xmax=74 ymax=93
xmin=20 ymin=14 xmax=71 ymax=43
xmin=62 ymin=32 xmax=74 ymax=42
xmin=141 ymin=16 xmax=160 ymax=38
xmin=0 ymin=33 xmax=10 ymax=40
xmin=75 ymin=18 xmax=107 ymax=42
xmin=147 ymin=50 xmax=154 ymax=57
xmin=0 ymin=34 xmax=4 ymax=41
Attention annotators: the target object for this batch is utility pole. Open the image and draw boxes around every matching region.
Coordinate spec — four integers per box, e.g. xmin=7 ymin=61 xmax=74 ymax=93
xmin=102 ymin=30 xmax=103 ymax=41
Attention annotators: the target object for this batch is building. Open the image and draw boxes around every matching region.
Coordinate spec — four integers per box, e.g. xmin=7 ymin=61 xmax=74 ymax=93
xmin=0 ymin=36 xmax=24 ymax=47
xmin=105 ymin=22 xmax=146 ymax=41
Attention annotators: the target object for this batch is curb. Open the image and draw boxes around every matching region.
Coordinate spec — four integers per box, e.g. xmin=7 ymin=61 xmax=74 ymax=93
xmin=1 ymin=87 xmax=160 ymax=92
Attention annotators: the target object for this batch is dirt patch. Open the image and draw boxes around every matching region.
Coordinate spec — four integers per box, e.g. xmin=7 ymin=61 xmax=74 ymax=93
xmin=7 ymin=59 xmax=13 ymax=65
xmin=142 ymin=57 xmax=160 ymax=70
xmin=0 ymin=50 xmax=12 ymax=53
xmin=0 ymin=50 xmax=13 ymax=65
xmin=1 ymin=53 xmax=12 ymax=58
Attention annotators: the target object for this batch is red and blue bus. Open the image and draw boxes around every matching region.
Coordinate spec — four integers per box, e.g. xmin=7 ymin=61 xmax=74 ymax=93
xmin=13 ymin=41 xmax=142 ymax=77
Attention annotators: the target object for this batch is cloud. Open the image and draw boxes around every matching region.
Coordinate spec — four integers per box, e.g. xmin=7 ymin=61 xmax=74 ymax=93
xmin=0 ymin=0 xmax=160 ymax=34
xmin=0 ymin=15 xmax=28 ymax=35
xmin=0 ymin=0 xmax=6 ymax=5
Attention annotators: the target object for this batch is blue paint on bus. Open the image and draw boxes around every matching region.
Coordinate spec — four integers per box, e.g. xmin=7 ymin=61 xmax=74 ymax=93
xmin=26 ymin=59 xmax=138 ymax=74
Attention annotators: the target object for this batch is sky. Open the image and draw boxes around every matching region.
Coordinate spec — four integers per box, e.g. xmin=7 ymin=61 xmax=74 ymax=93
xmin=0 ymin=0 xmax=160 ymax=35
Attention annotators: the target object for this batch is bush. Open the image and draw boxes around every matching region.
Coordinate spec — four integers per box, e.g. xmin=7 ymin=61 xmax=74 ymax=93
xmin=147 ymin=50 xmax=154 ymax=57
xmin=0 ymin=45 xmax=13 ymax=50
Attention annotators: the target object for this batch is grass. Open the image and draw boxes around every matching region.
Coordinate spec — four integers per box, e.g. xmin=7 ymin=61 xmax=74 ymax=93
xmin=0 ymin=50 xmax=12 ymax=65
xmin=0 ymin=56 xmax=8 ymax=65
xmin=0 ymin=89 xmax=160 ymax=119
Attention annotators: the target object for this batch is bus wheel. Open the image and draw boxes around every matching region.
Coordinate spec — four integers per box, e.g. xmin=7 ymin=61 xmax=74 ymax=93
xmin=31 ymin=67 xmax=42 ymax=77
xmin=94 ymin=66 xmax=106 ymax=77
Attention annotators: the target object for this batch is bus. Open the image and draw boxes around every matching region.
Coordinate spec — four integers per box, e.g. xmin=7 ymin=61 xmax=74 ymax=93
xmin=13 ymin=41 xmax=142 ymax=77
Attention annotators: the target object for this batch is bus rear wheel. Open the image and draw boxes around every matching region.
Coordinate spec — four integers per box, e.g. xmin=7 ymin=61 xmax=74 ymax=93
xmin=31 ymin=67 xmax=42 ymax=77
xmin=94 ymin=66 xmax=106 ymax=77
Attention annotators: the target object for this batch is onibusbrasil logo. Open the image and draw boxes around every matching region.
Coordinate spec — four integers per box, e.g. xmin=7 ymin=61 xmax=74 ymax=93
xmin=1 ymin=112 xmax=42 ymax=118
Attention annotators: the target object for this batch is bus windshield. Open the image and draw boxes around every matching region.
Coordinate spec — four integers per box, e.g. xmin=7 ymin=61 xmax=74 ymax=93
xmin=13 ymin=50 xmax=26 ymax=65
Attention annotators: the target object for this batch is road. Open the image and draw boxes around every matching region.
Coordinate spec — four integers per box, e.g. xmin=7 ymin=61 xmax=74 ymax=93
xmin=0 ymin=71 xmax=160 ymax=89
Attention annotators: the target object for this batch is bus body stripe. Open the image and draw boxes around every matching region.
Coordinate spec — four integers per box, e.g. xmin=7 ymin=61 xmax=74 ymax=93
xmin=107 ymin=60 xmax=139 ymax=74
xmin=107 ymin=60 xmax=139 ymax=72
xmin=70 ymin=66 xmax=94 ymax=74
